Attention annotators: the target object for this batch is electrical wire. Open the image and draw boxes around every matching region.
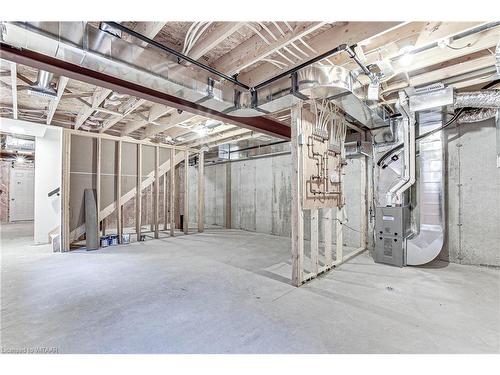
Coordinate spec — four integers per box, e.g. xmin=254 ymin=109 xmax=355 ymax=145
xmin=376 ymin=79 xmax=500 ymax=168
xmin=376 ymin=108 xmax=465 ymax=168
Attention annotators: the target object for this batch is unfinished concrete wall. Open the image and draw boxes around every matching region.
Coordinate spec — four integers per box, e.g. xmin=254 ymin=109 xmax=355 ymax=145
xmin=197 ymin=153 xmax=363 ymax=249
xmin=442 ymin=117 xmax=500 ymax=267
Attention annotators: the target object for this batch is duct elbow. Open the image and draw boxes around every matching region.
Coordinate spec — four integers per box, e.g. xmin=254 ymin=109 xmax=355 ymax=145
xmin=406 ymin=228 xmax=444 ymax=265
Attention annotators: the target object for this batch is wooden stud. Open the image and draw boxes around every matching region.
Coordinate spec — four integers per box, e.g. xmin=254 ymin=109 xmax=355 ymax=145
xmin=10 ymin=62 xmax=17 ymax=119
xmin=310 ymin=209 xmax=319 ymax=275
xmin=336 ymin=207 xmax=343 ymax=262
xmin=183 ymin=150 xmax=189 ymax=234
xmin=149 ymin=186 xmax=154 ymax=232
xmin=324 ymin=208 xmax=333 ymax=267
xmin=169 ymin=148 xmax=175 ymax=237
xmin=198 ymin=150 xmax=205 ymax=233
xmin=153 ymin=146 xmax=159 ymax=239
xmin=96 ymin=138 xmax=101 ymax=235
xmin=61 ymin=130 xmax=71 ymax=252
xmin=136 ymin=144 xmax=142 ymax=240
xmin=163 ymin=172 xmax=167 ymax=230
xmin=225 ymin=162 xmax=231 ymax=229
xmin=116 ymin=140 xmax=123 ymax=242
xmin=360 ymin=131 xmax=368 ymax=249
xmin=291 ymin=103 xmax=304 ymax=287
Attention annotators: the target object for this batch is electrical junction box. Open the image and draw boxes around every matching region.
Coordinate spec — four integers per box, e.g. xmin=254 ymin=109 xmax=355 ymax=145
xmin=374 ymin=206 xmax=411 ymax=267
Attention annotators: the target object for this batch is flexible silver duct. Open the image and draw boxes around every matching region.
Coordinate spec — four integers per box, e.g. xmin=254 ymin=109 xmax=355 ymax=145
xmin=0 ymin=21 xmax=389 ymax=128
xmin=454 ymin=90 xmax=500 ymax=108
xmin=457 ymin=108 xmax=498 ymax=123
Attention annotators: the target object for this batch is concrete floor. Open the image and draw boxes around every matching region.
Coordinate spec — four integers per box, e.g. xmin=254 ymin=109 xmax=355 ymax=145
xmin=1 ymin=222 xmax=499 ymax=354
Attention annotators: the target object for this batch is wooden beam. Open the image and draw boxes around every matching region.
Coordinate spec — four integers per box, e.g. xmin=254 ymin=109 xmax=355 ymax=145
xmin=75 ymin=87 xmax=112 ymax=129
xmin=237 ymin=22 xmax=402 ymax=86
xmin=310 ymin=209 xmax=319 ymax=275
xmin=120 ymin=106 xmax=174 ymax=136
xmin=116 ymin=140 xmax=123 ymax=242
xmin=170 ymin=148 xmax=176 ymax=237
xmin=46 ymin=76 xmax=68 ymax=125
xmin=140 ymin=112 xmax=198 ymax=140
xmin=382 ymin=54 xmax=496 ymax=96
xmin=188 ymin=23 xmax=242 ymax=61
xmin=324 ymin=208 xmax=333 ymax=267
xmin=176 ymin=124 xmax=236 ymax=146
xmin=197 ymin=150 xmax=205 ymax=233
xmin=153 ymin=146 xmax=160 ymax=238
xmin=213 ymin=22 xmax=324 ymax=76
xmin=163 ymin=171 xmax=168 ymax=230
xmin=190 ymin=128 xmax=252 ymax=148
xmin=392 ymin=26 xmax=500 ymax=77
xmin=291 ymin=103 xmax=304 ymax=287
xmin=225 ymin=162 xmax=231 ymax=229
xmin=61 ymin=130 xmax=71 ymax=251
xmin=136 ymin=143 xmax=142 ymax=240
xmin=10 ymin=62 xmax=17 ymax=119
xmin=183 ymin=150 xmax=189 ymax=234
xmin=99 ymin=98 xmax=145 ymax=133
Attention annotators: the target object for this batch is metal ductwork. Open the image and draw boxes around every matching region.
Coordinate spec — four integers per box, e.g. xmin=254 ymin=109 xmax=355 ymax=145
xmin=28 ymin=69 xmax=56 ymax=98
xmin=405 ymin=110 xmax=445 ymax=265
xmin=0 ymin=22 xmax=389 ymax=129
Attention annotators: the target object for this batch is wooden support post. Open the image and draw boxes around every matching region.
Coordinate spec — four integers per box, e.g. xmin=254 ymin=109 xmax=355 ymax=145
xmin=224 ymin=162 xmax=231 ymax=229
xmin=183 ymin=150 xmax=189 ymax=234
xmin=310 ymin=209 xmax=319 ymax=275
xmin=136 ymin=144 xmax=142 ymax=240
xmin=198 ymin=150 xmax=205 ymax=233
xmin=163 ymin=172 xmax=168 ymax=230
xmin=336 ymin=207 xmax=343 ymax=262
xmin=360 ymin=131 xmax=368 ymax=249
xmin=61 ymin=130 xmax=71 ymax=252
xmin=96 ymin=138 xmax=101 ymax=235
xmin=149 ymin=186 xmax=154 ymax=232
xmin=169 ymin=148 xmax=175 ymax=237
xmin=324 ymin=208 xmax=333 ymax=267
xmin=116 ymin=140 xmax=123 ymax=242
xmin=291 ymin=103 xmax=304 ymax=287
xmin=153 ymin=146 xmax=159 ymax=238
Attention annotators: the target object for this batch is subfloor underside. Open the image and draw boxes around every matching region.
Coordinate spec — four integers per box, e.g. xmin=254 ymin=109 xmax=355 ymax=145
xmin=1 ymin=222 xmax=499 ymax=354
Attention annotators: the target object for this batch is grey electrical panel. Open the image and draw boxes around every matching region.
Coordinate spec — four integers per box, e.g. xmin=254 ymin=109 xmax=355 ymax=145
xmin=374 ymin=206 xmax=410 ymax=267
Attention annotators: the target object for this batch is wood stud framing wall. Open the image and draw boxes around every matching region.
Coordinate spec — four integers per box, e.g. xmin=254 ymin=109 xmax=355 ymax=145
xmin=290 ymin=102 xmax=369 ymax=287
xmin=59 ymin=129 xmax=205 ymax=251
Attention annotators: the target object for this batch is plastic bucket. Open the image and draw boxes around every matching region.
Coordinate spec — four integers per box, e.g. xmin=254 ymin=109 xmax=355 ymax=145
xmin=109 ymin=234 xmax=118 ymax=246
xmin=100 ymin=236 xmax=109 ymax=247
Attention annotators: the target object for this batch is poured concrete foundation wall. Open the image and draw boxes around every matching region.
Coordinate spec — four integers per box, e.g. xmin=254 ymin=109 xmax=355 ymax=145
xmin=442 ymin=118 xmax=500 ymax=267
xmin=188 ymin=153 xmax=363 ymax=249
